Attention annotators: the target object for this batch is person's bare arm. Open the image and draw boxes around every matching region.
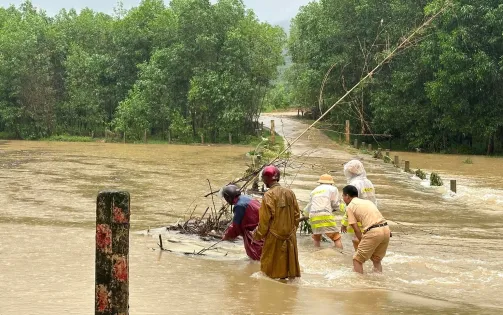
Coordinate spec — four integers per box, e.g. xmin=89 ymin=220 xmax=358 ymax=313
xmin=351 ymin=223 xmax=363 ymax=241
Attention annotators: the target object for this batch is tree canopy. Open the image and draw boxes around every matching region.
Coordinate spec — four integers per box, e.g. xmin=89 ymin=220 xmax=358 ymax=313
xmin=0 ymin=0 xmax=285 ymax=142
xmin=283 ymin=0 xmax=503 ymax=154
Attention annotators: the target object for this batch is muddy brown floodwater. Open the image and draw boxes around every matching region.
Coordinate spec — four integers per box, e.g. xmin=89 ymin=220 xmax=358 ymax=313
xmin=1 ymin=113 xmax=502 ymax=314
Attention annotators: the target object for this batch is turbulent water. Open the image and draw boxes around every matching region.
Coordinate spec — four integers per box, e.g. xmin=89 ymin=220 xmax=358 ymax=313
xmin=1 ymin=113 xmax=502 ymax=314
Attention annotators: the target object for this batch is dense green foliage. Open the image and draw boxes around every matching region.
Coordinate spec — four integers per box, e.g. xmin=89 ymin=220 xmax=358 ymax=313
xmin=285 ymin=0 xmax=503 ymax=154
xmin=0 ymin=0 xmax=285 ymax=142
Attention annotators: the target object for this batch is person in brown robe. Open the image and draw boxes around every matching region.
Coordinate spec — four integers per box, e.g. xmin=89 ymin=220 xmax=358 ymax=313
xmin=252 ymin=165 xmax=301 ymax=279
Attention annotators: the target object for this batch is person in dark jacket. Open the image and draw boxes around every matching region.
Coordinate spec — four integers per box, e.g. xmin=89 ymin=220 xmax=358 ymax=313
xmin=220 ymin=184 xmax=263 ymax=260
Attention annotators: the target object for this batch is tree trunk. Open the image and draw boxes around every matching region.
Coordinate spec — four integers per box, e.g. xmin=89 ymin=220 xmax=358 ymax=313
xmin=487 ymin=133 xmax=495 ymax=155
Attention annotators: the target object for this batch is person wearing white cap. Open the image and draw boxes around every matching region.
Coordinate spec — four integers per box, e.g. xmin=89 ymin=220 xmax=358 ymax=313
xmin=303 ymin=174 xmax=343 ymax=249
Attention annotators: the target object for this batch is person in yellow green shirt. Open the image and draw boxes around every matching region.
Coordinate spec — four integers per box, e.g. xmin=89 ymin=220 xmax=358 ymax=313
xmin=303 ymin=174 xmax=343 ymax=249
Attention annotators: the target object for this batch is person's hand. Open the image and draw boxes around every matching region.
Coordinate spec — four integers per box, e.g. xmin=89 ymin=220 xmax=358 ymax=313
xmin=340 ymin=225 xmax=347 ymax=233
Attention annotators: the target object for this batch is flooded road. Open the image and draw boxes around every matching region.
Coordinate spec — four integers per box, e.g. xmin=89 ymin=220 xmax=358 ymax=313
xmin=1 ymin=114 xmax=502 ymax=314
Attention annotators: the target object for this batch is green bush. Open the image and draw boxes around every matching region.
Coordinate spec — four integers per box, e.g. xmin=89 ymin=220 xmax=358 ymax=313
xmin=43 ymin=135 xmax=95 ymax=142
xmin=415 ymin=169 xmax=427 ymax=180
xmin=463 ymin=157 xmax=474 ymax=164
xmin=430 ymin=172 xmax=443 ymax=186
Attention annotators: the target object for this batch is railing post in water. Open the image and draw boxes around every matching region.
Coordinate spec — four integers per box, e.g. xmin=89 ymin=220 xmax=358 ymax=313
xmin=368 ymin=144 xmax=372 ymax=151
xmin=394 ymin=156 xmax=399 ymax=167
xmin=270 ymin=120 xmax=276 ymax=145
xmin=353 ymin=139 xmax=358 ymax=149
xmin=450 ymin=180 xmax=457 ymax=193
xmin=362 ymin=142 xmax=366 ymax=150
xmin=229 ymin=133 xmax=232 ymax=145
xmin=201 ymin=134 xmax=204 ymax=144
xmin=345 ymin=120 xmax=350 ymax=144
xmin=167 ymin=131 xmax=171 ymax=144
xmin=385 ymin=150 xmax=390 ymax=157
xmin=95 ymin=191 xmax=130 ymax=315
xmin=404 ymin=160 xmax=410 ymax=172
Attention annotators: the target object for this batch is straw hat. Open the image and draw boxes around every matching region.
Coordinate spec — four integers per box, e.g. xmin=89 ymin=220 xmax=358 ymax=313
xmin=317 ymin=174 xmax=334 ymax=184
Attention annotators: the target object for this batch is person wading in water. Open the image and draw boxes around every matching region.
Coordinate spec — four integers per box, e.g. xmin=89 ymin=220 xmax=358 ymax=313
xmin=220 ymin=184 xmax=263 ymax=260
xmin=340 ymin=160 xmax=377 ymax=250
xmin=302 ymin=174 xmax=343 ymax=249
xmin=253 ymin=165 xmax=301 ymax=280
xmin=342 ymin=185 xmax=391 ymax=274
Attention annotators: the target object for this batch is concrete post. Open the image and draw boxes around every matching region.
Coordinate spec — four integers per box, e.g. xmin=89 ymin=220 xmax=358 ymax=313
xmin=167 ymin=131 xmax=171 ymax=144
xmin=362 ymin=142 xmax=366 ymax=150
xmin=450 ymin=180 xmax=457 ymax=193
xmin=394 ymin=156 xmax=399 ymax=167
xmin=201 ymin=134 xmax=204 ymax=144
xmin=368 ymin=144 xmax=372 ymax=151
xmin=270 ymin=120 xmax=276 ymax=145
xmin=405 ymin=160 xmax=410 ymax=172
xmin=345 ymin=120 xmax=350 ymax=143
xmin=229 ymin=133 xmax=232 ymax=145
xmin=95 ymin=191 xmax=130 ymax=315
xmin=354 ymin=139 xmax=358 ymax=149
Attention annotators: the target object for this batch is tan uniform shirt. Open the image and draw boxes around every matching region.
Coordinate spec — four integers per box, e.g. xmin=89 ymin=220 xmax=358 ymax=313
xmin=346 ymin=197 xmax=386 ymax=231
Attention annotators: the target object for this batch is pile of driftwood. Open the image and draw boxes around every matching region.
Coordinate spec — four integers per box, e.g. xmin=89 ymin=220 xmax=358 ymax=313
xmin=166 ymin=205 xmax=231 ymax=239
xmin=166 ymin=160 xmax=288 ymax=239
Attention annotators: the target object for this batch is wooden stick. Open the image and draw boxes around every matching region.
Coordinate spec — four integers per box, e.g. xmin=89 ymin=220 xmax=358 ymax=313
xmin=158 ymin=235 xmax=164 ymax=251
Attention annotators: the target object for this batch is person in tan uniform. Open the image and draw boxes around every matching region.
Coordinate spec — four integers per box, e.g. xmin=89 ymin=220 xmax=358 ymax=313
xmin=252 ymin=165 xmax=301 ymax=280
xmin=342 ymin=185 xmax=390 ymax=274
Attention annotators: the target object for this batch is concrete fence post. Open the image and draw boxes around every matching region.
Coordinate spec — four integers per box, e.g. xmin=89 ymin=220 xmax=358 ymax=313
xmin=95 ymin=191 xmax=130 ymax=315
xmin=450 ymin=180 xmax=457 ymax=193
xmin=345 ymin=120 xmax=350 ymax=144
xmin=270 ymin=120 xmax=276 ymax=145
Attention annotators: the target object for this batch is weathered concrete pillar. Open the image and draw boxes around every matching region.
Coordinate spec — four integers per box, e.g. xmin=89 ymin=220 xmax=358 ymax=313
xmin=368 ymin=143 xmax=372 ymax=151
xmin=143 ymin=130 xmax=147 ymax=143
xmin=354 ymin=139 xmax=358 ymax=149
xmin=386 ymin=150 xmax=390 ymax=157
xmin=345 ymin=120 xmax=350 ymax=144
xmin=167 ymin=131 xmax=171 ymax=144
xmin=96 ymin=191 xmax=130 ymax=315
xmin=201 ymin=134 xmax=204 ymax=144
xmin=229 ymin=133 xmax=232 ymax=145
xmin=362 ymin=142 xmax=366 ymax=149
xmin=405 ymin=160 xmax=410 ymax=172
xmin=270 ymin=120 xmax=276 ymax=145
xmin=450 ymin=180 xmax=457 ymax=193
xmin=394 ymin=155 xmax=399 ymax=167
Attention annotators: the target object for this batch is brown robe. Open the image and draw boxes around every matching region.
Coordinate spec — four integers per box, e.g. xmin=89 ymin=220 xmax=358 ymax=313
xmin=253 ymin=183 xmax=301 ymax=279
